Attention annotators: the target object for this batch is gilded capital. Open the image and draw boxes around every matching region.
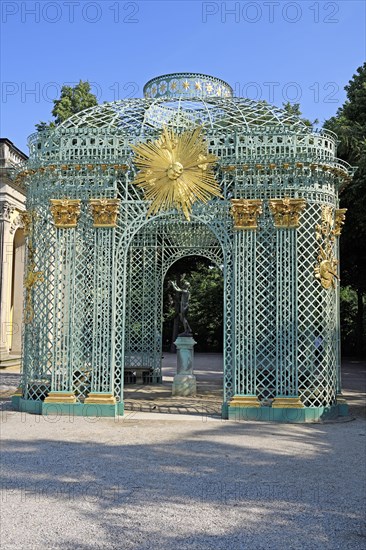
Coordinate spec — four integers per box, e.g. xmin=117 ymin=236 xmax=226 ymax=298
xmin=231 ymin=199 xmax=263 ymax=230
xmin=269 ymin=198 xmax=307 ymax=228
xmin=89 ymin=198 xmax=120 ymax=228
xmin=333 ymin=208 xmax=347 ymax=237
xmin=50 ymin=199 xmax=81 ymax=228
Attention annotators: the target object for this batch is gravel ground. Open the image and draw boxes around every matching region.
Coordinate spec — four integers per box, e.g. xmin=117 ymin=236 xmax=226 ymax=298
xmin=0 ymin=371 xmax=21 ymax=392
xmin=1 ymin=359 xmax=365 ymax=549
xmin=1 ymin=409 xmax=365 ymax=550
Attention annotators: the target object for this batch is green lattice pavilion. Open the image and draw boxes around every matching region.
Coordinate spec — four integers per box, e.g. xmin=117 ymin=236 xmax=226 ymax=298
xmin=12 ymin=73 xmax=355 ymax=421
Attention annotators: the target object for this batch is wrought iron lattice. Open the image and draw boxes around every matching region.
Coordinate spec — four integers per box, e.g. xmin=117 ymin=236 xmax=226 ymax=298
xmin=15 ymin=73 xmax=355 ymax=417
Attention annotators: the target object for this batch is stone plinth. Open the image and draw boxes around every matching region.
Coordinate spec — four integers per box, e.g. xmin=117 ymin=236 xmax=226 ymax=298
xmin=172 ymin=336 xmax=197 ymax=396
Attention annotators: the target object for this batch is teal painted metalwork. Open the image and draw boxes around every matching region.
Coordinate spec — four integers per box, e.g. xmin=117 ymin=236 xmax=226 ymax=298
xmin=14 ymin=73 xmax=355 ymax=418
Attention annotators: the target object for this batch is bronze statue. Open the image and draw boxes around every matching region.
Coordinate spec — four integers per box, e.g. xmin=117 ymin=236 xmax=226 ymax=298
xmin=170 ymin=280 xmax=192 ymax=336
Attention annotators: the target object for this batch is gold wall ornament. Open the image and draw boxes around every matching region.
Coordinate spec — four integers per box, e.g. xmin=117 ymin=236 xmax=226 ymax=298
xmin=24 ymin=262 xmax=44 ymax=324
xmin=20 ymin=209 xmax=43 ymax=323
xmin=19 ymin=210 xmax=36 ymax=236
xmin=314 ymin=205 xmax=339 ymax=289
xmin=269 ymin=198 xmax=307 ymax=228
xmin=50 ymin=199 xmax=81 ymax=228
xmin=20 ymin=210 xmax=37 ymax=267
xmin=231 ymin=199 xmax=263 ymax=230
xmin=315 ymin=205 xmax=333 ymax=242
xmin=314 ymin=252 xmax=339 ymax=289
xmin=130 ymin=126 xmax=221 ymax=221
xmin=89 ymin=198 xmax=120 ymax=227
xmin=333 ymin=208 xmax=347 ymax=237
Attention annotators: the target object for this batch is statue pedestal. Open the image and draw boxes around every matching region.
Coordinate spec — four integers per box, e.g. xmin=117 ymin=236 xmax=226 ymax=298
xmin=172 ymin=336 xmax=197 ymax=397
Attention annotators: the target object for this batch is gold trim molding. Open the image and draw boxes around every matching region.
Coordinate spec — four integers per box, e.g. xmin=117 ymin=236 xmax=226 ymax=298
xmin=272 ymin=397 xmax=304 ymax=409
xmin=84 ymin=393 xmax=116 ymax=405
xmin=269 ymin=198 xmax=307 ymax=228
xmin=50 ymin=199 xmax=81 ymax=228
xmin=229 ymin=395 xmax=261 ymax=408
xmin=231 ymin=199 xmax=263 ymax=230
xmin=89 ymin=198 xmax=120 ymax=227
xmin=44 ymin=392 xmax=77 ymax=404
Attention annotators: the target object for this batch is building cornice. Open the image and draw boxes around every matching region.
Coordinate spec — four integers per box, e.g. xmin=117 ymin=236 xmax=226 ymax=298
xmin=0 ymin=138 xmax=28 ymax=162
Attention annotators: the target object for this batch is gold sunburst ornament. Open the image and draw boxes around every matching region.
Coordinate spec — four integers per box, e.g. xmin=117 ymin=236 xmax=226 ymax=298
xmin=130 ymin=126 xmax=221 ymax=220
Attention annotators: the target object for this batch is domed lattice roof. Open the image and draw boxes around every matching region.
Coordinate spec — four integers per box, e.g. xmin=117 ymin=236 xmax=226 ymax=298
xmin=59 ymin=73 xmax=310 ymax=134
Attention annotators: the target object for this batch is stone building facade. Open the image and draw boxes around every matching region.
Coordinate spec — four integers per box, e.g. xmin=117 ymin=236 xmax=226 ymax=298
xmin=0 ymin=138 xmax=28 ymax=363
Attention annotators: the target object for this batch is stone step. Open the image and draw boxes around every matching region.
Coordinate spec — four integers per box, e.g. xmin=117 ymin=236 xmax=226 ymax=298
xmin=124 ymin=399 xmax=222 ymax=417
xmin=0 ymin=357 xmax=21 ymax=369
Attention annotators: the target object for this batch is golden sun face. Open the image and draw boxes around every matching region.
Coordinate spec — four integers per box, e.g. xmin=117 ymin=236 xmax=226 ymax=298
xmin=130 ymin=126 xmax=221 ymax=220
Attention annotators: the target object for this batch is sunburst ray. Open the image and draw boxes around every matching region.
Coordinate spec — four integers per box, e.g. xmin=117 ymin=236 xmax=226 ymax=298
xmin=130 ymin=126 xmax=222 ymax=220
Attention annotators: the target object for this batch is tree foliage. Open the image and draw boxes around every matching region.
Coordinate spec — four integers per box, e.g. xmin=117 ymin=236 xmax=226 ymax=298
xmin=35 ymin=80 xmax=98 ymax=130
xmin=324 ymin=63 xmax=366 ymax=356
xmin=282 ymin=101 xmax=318 ymax=127
xmin=340 ymin=286 xmax=360 ymax=356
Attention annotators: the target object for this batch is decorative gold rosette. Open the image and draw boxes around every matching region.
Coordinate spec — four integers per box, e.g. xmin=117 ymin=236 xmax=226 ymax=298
xmin=130 ymin=126 xmax=221 ymax=220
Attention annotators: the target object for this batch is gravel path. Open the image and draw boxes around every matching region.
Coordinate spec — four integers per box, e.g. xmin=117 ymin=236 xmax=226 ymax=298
xmin=1 ymin=358 xmax=365 ymax=549
xmin=1 ymin=409 xmax=365 ymax=549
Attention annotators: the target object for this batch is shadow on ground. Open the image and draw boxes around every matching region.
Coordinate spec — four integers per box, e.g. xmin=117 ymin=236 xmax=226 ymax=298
xmin=1 ymin=406 xmax=365 ymax=549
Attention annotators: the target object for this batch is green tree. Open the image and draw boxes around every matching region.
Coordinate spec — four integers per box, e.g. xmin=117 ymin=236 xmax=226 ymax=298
xmin=324 ymin=63 xmax=366 ymax=356
xmin=282 ymin=101 xmax=319 ymax=127
xmin=35 ymin=80 xmax=98 ymax=130
xmin=188 ymin=264 xmax=224 ymax=351
xmin=340 ymin=286 xmax=359 ymax=355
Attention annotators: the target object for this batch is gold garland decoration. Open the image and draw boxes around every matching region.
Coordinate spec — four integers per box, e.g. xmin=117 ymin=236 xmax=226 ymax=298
xmin=314 ymin=206 xmax=339 ymax=290
xmin=130 ymin=126 xmax=221 ymax=221
xmin=20 ymin=211 xmax=44 ymax=323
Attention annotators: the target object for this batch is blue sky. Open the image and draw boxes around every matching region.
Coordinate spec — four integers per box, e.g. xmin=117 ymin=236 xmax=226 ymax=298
xmin=1 ymin=0 xmax=365 ymax=152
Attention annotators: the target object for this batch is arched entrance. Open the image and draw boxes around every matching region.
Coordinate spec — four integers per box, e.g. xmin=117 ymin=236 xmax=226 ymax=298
xmin=161 ymin=256 xmax=224 ymax=407
xmin=114 ymin=214 xmax=233 ymax=409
